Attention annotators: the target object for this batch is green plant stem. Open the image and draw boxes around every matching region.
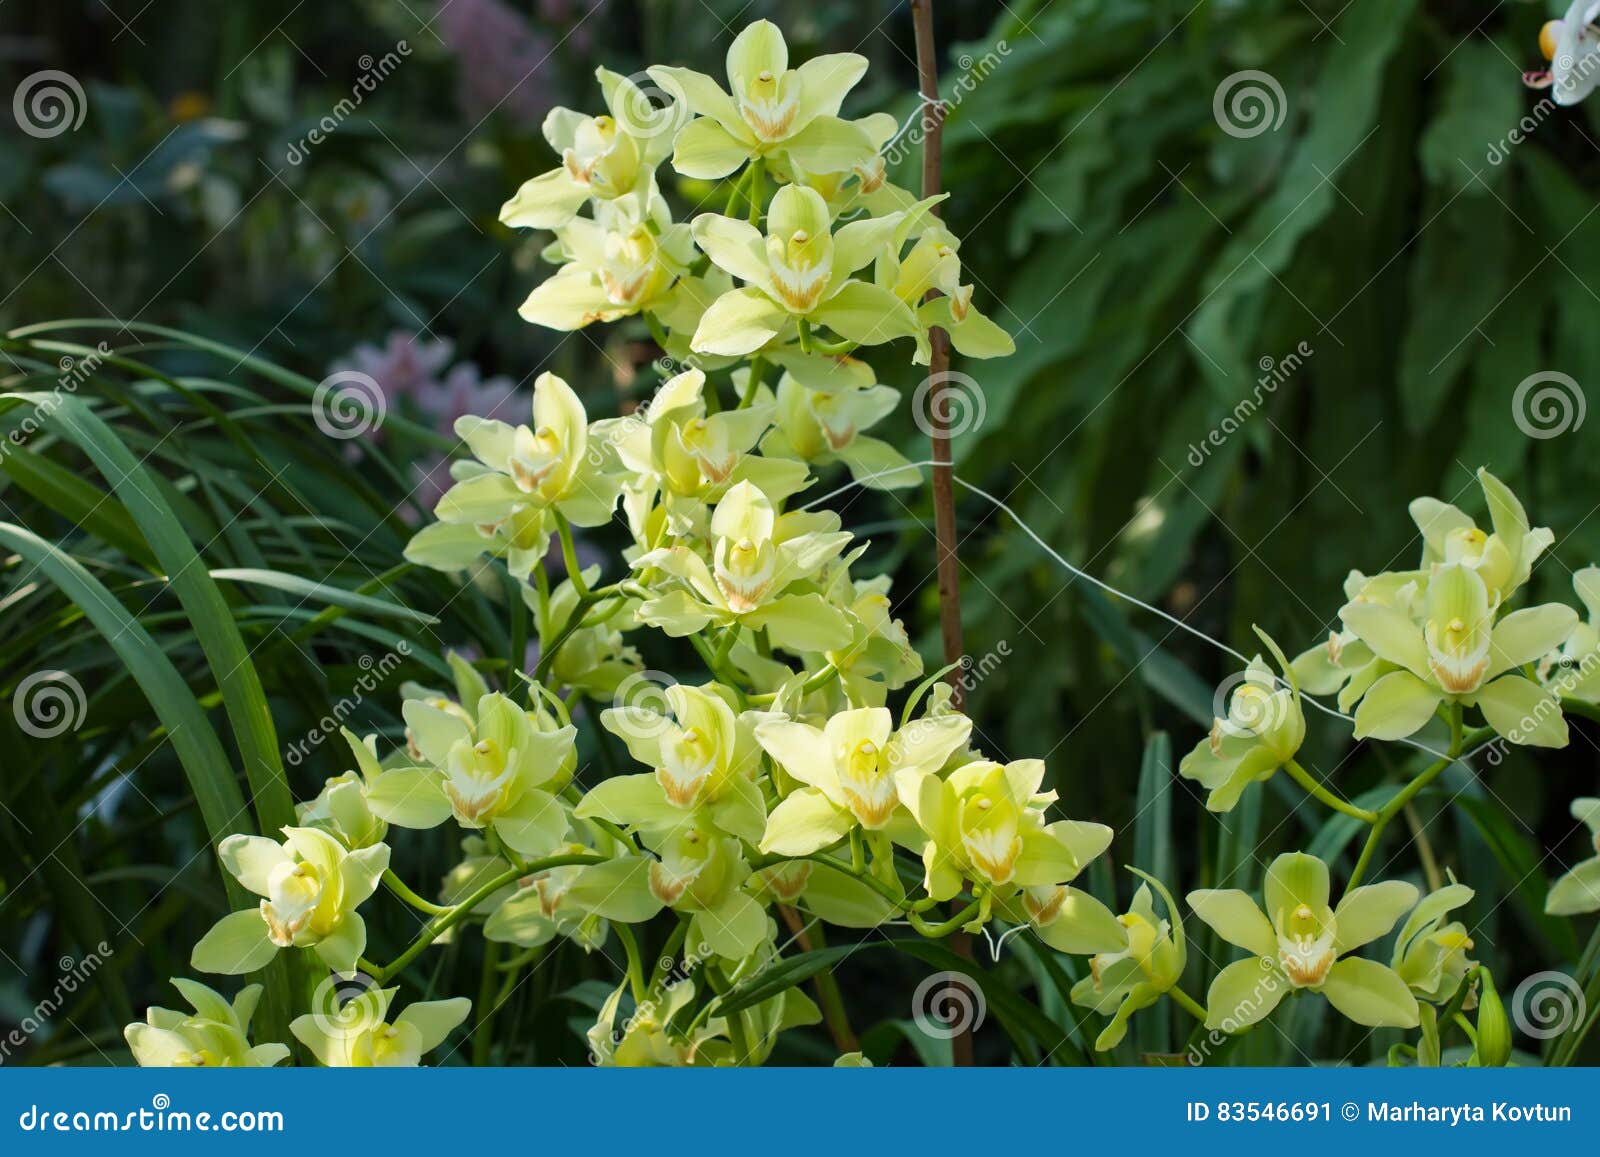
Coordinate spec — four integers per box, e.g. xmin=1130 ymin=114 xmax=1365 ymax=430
xmin=1347 ymin=707 xmax=1485 ymax=890
xmin=374 ymin=853 xmax=604 ymax=982
xmin=1170 ymin=985 xmax=1208 ymax=1025
xmin=1283 ymin=757 xmax=1376 ymax=823
xmin=906 ymin=898 xmax=980 ymax=938
xmin=383 ymin=869 xmax=451 ymax=916
xmin=615 ymin=921 xmax=649 ymax=1005
xmin=746 ymin=158 xmax=765 ymax=225
xmin=738 ymin=356 xmax=767 ymax=409
xmin=553 ymin=511 xmax=588 ymax=597
xmin=472 ymin=938 xmax=501 ymax=1066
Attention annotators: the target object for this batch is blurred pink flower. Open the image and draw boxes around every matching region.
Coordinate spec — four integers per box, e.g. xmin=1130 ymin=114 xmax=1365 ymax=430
xmin=331 ymin=331 xmax=455 ymax=410
xmin=438 ymin=0 xmax=555 ymax=122
xmin=414 ymin=362 xmax=520 ymax=432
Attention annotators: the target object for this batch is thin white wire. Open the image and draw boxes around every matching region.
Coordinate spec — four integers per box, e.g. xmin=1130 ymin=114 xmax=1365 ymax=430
xmin=807 ymin=459 xmax=1458 ymax=763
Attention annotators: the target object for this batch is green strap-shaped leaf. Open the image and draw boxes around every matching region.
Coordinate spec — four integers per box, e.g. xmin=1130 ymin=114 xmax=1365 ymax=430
xmin=2 ymin=392 xmax=296 ymax=836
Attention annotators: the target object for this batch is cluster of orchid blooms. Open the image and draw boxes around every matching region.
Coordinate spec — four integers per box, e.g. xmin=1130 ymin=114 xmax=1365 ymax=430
xmin=126 ymin=21 xmax=1600 ymax=1067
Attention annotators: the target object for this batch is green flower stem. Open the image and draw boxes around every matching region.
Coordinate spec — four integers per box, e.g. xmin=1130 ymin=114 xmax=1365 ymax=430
xmin=1283 ymin=758 xmax=1377 ymax=823
xmin=1169 ymin=985 xmax=1209 ymax=1025
xmin=505 ymin=565 xmax=527 ymax=682
xmin=1561 ymin=697 xmax=1600 ymax=725
xmin=382 ymin=869 xmax=451 ymax=917
xmin=1347 ymin=707 xmax=1488 ymax=890
xmin=374 ymin=853 xmax=605 ymax=982
xmin=738 ymin=355 xmax=767 ymax=409
xmin=472 ymin=938 xmax=502 ymax=1065
xmin=531 ymin=581 xmax=629 ymax=684
xmin=746 ymin=158 xmax=765 ymax=225
xmin=553 ymin=511 xmax=588 ymax=598
xmin=748 ymin=662 xmax=838 ymax=705
xmin=906 ymin=899 xmax=981 ymax=938
xmin=649 ymin=917 xmax=692 ymax=990
xmin=614 ymin=921 xmax=649 ymax=1005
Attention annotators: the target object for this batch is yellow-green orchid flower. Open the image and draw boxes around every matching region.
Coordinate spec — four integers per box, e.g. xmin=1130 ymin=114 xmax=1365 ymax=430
xmin=366 ymin=691 xmax=577 ymax=859
xmin=896 ymin=757 xmax=1113 ymax=901
xmin=125 ymin=979 xmax=288 ymax=1067
xmin=649 ymin=20 xmax=877 ymax=181
xmin=1069 ymin=874 xmax=1185 ymax=1050
xmin=485 ymin=841 xmax=611 ymax=952
xmin=410 ymin=372 xmax=622 ymax=578
xmin=760 ymin=374 xmax=919 ymax=490
xmin=1541 ymin=567 xmax=1600 ymax=704
xmin=1340 ymin=560 xmax=1575 ymax=746
xmin=1391 ymin=879 xmax=1477 ymax=1003
xmin=688 ymin=185 xmax=916 ymax=357
xmin=591 ymin=367 xmax=810 ymax=533
xmin=518 ymin=193 xmax=695 ymax=331
xmin=1547 ymin=797 xmax=1600 ymax=915
xmin=755 ymin=706 xmax=971 ymax=854
xmin=1189 ymin=852 xmax=1420 ymax=1032
xmin=632 ymin=480 xmax=855 ymax=653
xmin=577 ymin=682 xmax=768 ymax=844
xmin=879 ymin=225 xmax=1014 ymax=361
xmin=294 ymin=728 xmax=389 ymax=850
xmin=499 ymin=68 xmax=680 ymax=231
xmin=1410 ymin=468 xmax=1554 ymax=604
xmin=192 ymin=827 xmax=389 ymax=975
xmin=291 ymin=985 xmax=470 ymax=1067
xmin=1180 ymin=635 xmax=1305 ymax=812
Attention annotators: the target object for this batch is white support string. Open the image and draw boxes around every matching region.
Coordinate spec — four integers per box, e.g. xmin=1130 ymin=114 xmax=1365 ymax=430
xmin=807 ymin=460 xmax=1468 ymax=764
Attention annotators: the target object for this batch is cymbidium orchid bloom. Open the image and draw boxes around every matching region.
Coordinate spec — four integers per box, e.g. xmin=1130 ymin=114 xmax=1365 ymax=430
xmin=192 ymin=828 xmax=389 ymax=975
xmin=878 ymin=226 xmax=1014 ymax=361
xmin=760 ymin=375 xmax=919 ymax=490
xmin=633 ymin=480 xmax=855 ymax=653
xmin=576 ymin=683 xmax=768 ymax=845
xmin=648 ymin=20 xmax=878 ymax=181
xmin=366 ymin=691 xmax=577 ymax=858
xmin=1189 ymin=853 xmax=1421 ymax=1031
xmin=1546 ymin=797 xmax=1600 ymax=915
xmin=688 ymin=185 xmax=917 ymax=357
xmin=499 ymin=69 xmax=679 ymax=231
xmin=1409 ymin=469 xmax=1553 ymax=604
xmin=754 ymin=706 xmax=971 ymax=855
xmin=1068 ymin=875 xmax=1186 ymax=1050
xmin=1540 ymin=567 xmax=1600 ymax=704
xmin=1526 ymin=2 xmax=1600 ymax=106
xmin=485 ymin=842 xmax=611 ymax=951
xmin=1180 ymin=636 xmax=1305 ymax=812
xmin=410 ymin=372 xmax=621 ymax=578
xmin=1391 ymin=879 xmax=1477 ymax=1003
xmin=897 ymin=757 xmax=1114 ymax=904
xmin=125 ymin=980 xmax=288 ymax=1068
xmin=295 ymin=729 xmax=390 ymax=849
xmin=291 ymin=986 xmax=470 ymax=1067
xmin=1340 ymin=560 xmax=1575 ymax=746
xmin=518 ymin=194 xmax=695 ymax=331
xmin=566 ymin=823 xmax=772 ymax=961
xmin=591 ymin=367 xmax=809 ymax=532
